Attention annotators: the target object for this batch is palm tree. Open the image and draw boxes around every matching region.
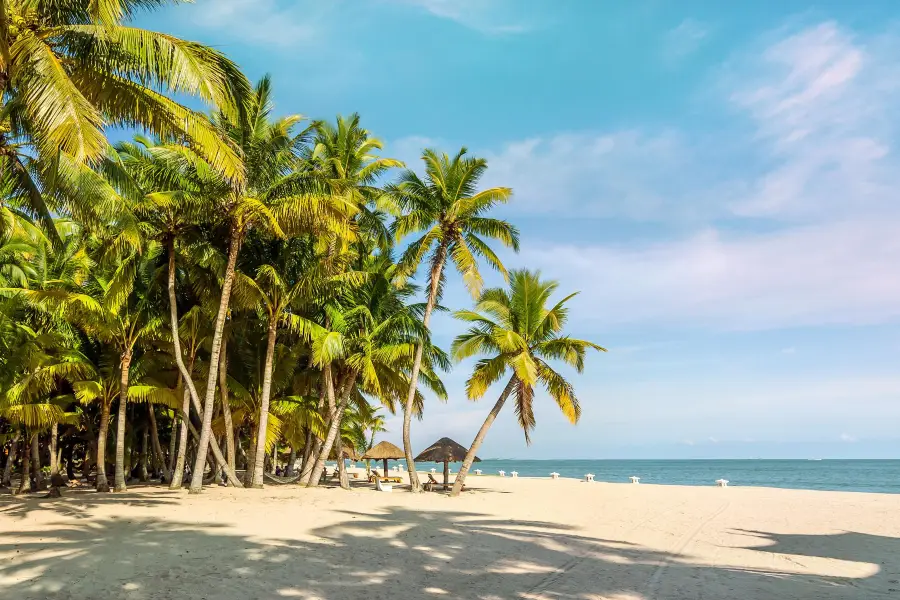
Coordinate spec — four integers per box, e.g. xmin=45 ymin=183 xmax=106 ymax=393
xmin=448 ymin=270 xmax=605 ymax=497
xmin=186 ymin=77 xmax=348 ymax=494
xmin=305 ymin=255 xmax=448 ymax=488
xmin=390 ymin=147 xmax=519 ymax=490
xmin=0 ymin=0 xmax=250 ymax=187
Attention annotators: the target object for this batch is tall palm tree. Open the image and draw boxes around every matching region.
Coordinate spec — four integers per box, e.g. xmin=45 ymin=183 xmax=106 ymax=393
xmin=186 ymin=77 xmax=349 ymax=494
xmin=390 ymin=147 xmax=518 ymax=490
xmin=448 ymin=270 xmax=605 ymax=497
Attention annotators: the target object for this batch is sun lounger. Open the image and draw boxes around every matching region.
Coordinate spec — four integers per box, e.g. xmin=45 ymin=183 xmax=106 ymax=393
xmin=630 ymin=476 xmax=640 ymax=484
xmin=584 ymin=473 xmax=595 ymax=482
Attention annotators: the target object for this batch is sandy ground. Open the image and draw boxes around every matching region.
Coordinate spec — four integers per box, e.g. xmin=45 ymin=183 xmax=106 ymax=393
xmin=2 ymin=470 xmax=900 ymax=600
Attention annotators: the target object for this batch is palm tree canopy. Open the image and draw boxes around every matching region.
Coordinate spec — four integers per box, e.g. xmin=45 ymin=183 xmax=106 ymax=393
xmin=452 ymin=269 xmax=606 ymax=443
xmin=391 ymin=147 xmax=520 ymax=299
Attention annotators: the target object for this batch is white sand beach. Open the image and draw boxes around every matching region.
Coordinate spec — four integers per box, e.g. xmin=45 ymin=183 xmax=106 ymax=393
xmin=3 ymin=472 xmax=900 ymax=600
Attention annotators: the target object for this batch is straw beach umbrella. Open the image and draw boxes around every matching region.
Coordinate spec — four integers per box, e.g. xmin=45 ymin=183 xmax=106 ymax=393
xmin=362 ymin=441 xmax=405 ymax=475
xmin=415 ymin=437 xmax=480 ymax=487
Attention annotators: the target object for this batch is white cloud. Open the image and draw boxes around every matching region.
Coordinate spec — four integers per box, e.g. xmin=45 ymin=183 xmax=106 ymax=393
xmin=728 ymin=22 xmax=900 ymax=220
xmin=840 ymin=433 xmax=857 ymax=442
xmin=393 ymin=0 xmax=529 ymax=34
xmin=662 ymin=19 xmax=710 ymax=63
xmin=189 ymin=0 xmax=318 ymax=48
xmin=781 ymin=347 xmax=796 ymax=354
xmin=519 ymin=219 xmax=900 ymax=329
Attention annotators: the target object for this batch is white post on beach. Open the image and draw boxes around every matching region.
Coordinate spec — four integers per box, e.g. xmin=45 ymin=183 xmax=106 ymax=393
xmin=550 ymin=472 xmax=560 ymax=479
xmin=630 ymin=476 xmax=640 ymax=484
xmin=584 ymin=473 xmax=595 ymax=482
xmin=716 ymin=479 xmax=729 ymax=487
xmin=499 ymin=470 xmax=506 ymax=477
xmin=511 ymin=471 xmax=518 ymax=478
xmin=474 ymin=469 xmax=482 ymax=475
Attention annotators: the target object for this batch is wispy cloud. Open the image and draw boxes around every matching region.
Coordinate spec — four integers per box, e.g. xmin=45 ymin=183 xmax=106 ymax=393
xmin=188 ymin=0 xmax=318 ymax=48
xmin=662 ymin=18 xmax=710 ymax=63
xmin=393 ymin=0 xmax=530 ymax=34
xmin=456 ymin=21 xmax=900 ymax=330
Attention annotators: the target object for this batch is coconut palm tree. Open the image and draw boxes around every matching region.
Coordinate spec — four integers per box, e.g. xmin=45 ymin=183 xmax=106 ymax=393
xmin=0 ymin=0 xmax=250 ymax=180
xmin=390 ymin=147 xmax=519 ymax=490
xmin=448 ymin=270 xmax=606 ymax=497
xmin=185 ymin=77 xmax=352 ymax=494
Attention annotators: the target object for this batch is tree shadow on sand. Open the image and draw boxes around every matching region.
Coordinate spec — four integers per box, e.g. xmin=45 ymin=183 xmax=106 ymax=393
xmin=1 ymin=502 xmax=899 ymax=599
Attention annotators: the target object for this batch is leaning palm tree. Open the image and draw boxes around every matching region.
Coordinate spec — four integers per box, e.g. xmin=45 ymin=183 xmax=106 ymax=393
xmin=390 ymin=148 xmax=519 ymax=490
xmin=448 ymin=270 xmax=605 ymax=497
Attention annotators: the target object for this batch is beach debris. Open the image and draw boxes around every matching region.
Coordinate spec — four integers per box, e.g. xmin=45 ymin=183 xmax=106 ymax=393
xmin=630 ymin=476 xmax=640 ymax=484
xmin=584 ymin=473 xmax=595 ymax=482
xmin=716 ymin=479 xmax=729 ymax=487
xmin=550 ymin=472 xmax=560 ymax=479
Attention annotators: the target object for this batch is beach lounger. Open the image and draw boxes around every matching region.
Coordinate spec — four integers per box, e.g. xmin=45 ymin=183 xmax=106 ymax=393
xmin=584 ymin=473 xmax=595 ymax=482
xmin=511 ymin=471 xmax=518 ymax=478
xmin=474 ymin=469 xmax=482 ymax=475
xmin=630 ymin=476 xmax=640 ymax=484
xmin=499 ymin=470 xmax=506 ymax=477
xmin=375 ymin=477 xmax=393 ymax=492
xmin=716 ymin=479 xmax=729 ymax=487
xmin=550 ymin=472 xmax=560 ymax=479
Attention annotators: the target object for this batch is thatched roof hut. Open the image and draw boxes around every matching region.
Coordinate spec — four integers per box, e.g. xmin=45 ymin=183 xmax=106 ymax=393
xmin=415 ymin=437 xmax=479 ymax=486
xmin=362 ymin=441 xmax=405 ymax=474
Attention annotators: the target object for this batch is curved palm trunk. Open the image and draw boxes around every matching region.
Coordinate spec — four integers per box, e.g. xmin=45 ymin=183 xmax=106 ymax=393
xmin=250 ymin=318 xmax=278 ymax=488
xmin=31 ymin=432 xmax=45 ymax=491
xmin=450 ymin=376 xmax=517 ymax=497
xmin=169 ymin=364 xmax=192 ymax=489
xmin=219 ymin=339 xmax=236 ymax=473
xmin=167 ymin=413 xmax=178 ymax=475
xmin=190 ymin=225 xmax=242 ymax=493
xmin=2 ymin=432 xmax=19 ymax=487
xmin=49 ymin=423 xmax=58 ymax=477
xmin=96 ymin=399 xmax=111 ymax=492
xmin=165 ymin=238 xmax=242 ymax=491
xmin=401 ymin=243 xmax=448 ymax=492
xmin=335 ymin=435 xmax=349 ymax=490
xmin=299 ymin=375 xmax=328 ymax=486
xmin=307 ymin=368 xmax=357 ymax=488
xmin=148 ymin=405 xmax=170 ymax=481
xmin=114 ymin=350 xmax=132 ymax=492
xmin=139 ymin=428 xmax=150 ymax=482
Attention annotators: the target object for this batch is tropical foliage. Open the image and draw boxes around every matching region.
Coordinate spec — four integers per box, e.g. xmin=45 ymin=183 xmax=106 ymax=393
xmin=0 ymin=0 xmax=602 ymax=497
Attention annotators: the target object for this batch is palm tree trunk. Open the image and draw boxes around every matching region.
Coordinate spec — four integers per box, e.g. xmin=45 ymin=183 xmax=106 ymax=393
xmin=219 ymin=338 xmax=236 ymax=473
xmin=286 ymin=445 xmax=296 ymax=476
xmin=49 ymin=423 xmax=59 ymax=477
xmin=402 ymin=242 xmax=448 ymax=492
xmin=307 ymin=368 xmax=357 ymax=488
xmin=250 ymin=317 xmax=278 ymax=488
xmin=31 ymin=432 xmax=45 ymax=491
xmin=167 ymin=412 xmax=177 ymax=475
xmin=169 ymin=365 xmax=192 ymax=489
xmin=96 ymin=399 xmax=111 ymax=491
xmin=244 ymin=432 xmax=257 ymax=487
xmin=2 ymin=432 xmax=19 ymax=487
xmin=148 ymin=406 xmax=170 ymax=481
xmin=190 ymin=225 xmax=242 ymax=493
xmin=336 ymin=435 xmax=349 ymax=490
xmin=299 ymin=375 xmax=328 ymax=485
xmin=450 ymin=376 xmax=517 ymax=497
xmin=16 ymin=434 xmax=30 ymax=494
xmin=114 ymin=350 xmax=132 ymax=492
xmin=139 ymin=428 xmax=149 ymax=482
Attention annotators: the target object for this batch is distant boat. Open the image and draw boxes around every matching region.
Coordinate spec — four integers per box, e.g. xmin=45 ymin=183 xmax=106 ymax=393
xmin=808 ymin=458 xmax=823 ymax=461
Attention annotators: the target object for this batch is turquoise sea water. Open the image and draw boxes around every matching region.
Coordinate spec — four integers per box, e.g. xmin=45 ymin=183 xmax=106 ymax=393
xmin=402 ymin=459 xmax=900 ymax=494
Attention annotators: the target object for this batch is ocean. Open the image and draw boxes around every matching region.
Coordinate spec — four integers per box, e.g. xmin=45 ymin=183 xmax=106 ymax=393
xmin=393 ymin=459 xmax=900 ymax=494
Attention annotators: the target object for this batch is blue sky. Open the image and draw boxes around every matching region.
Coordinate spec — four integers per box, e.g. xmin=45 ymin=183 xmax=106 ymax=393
xmin=141 ymin=1 xmax=900 ymax=458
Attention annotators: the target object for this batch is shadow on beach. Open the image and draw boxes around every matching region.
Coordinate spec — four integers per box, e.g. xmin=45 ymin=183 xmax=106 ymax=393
xmin=2 ymin=490 xmax=899 ymax=599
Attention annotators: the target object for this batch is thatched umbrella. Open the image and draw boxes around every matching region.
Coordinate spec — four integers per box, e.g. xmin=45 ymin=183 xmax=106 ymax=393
xmin=415 ymin=437 xmax=480 ymax=487
xmin=362 ymin=441 xmax=404 ymax=475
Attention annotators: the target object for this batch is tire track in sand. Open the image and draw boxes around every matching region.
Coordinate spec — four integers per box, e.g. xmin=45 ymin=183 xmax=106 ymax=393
xmin=642 ymin=500 xmax=732 ymax=600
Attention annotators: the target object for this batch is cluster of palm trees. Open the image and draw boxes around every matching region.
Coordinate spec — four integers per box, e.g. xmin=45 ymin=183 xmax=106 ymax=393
xmin=0 ymin=0 xmax=604 ymax=497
